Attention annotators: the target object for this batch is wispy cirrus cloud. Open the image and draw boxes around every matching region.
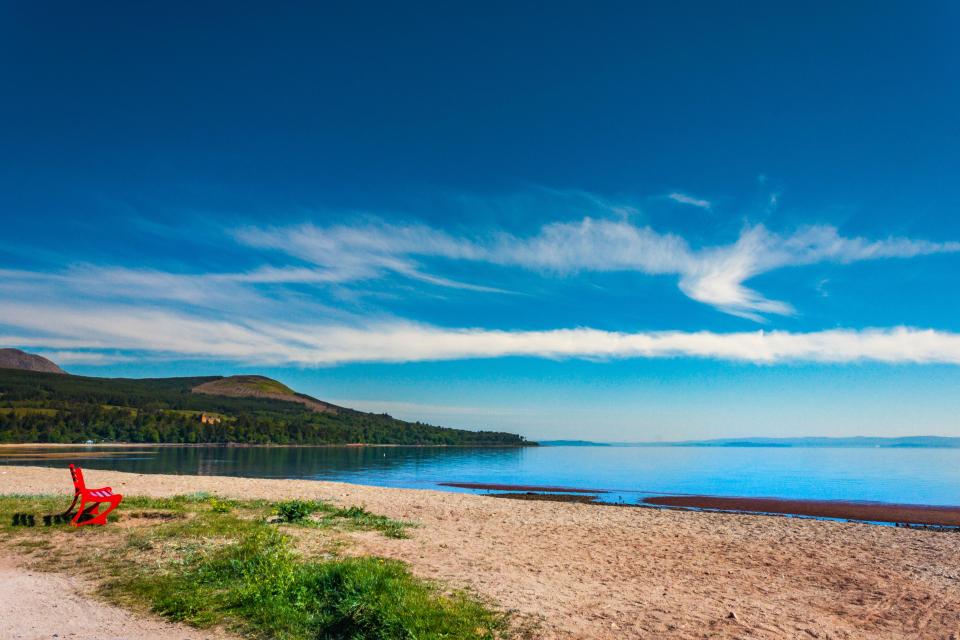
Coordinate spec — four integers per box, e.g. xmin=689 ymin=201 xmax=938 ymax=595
xmin=238 ymin=217 xmax=960 ymax=320
xmin=33 ymin=351 xmax=136 ymax=365
xmin=3 ymin=215 xmax=958 ymax=324
xmin=2 ymin=212 xmax=957 ymax=324
xmin=668 ymin=192 xmax=712 ymax=209
xmin=1 ymin=300 xmax=960 ymax=365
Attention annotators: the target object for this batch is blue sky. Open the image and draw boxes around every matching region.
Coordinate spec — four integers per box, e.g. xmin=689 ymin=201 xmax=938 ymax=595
xmin=2 ymin=2 xmax=960 ymax=440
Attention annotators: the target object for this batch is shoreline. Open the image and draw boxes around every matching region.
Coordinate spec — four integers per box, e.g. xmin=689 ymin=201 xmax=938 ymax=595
xmin=440 ymin=481 xmax=608 ymax=494
xmin=0 ymin=442 xmax=535 ymax=449
xmin=3 ymin=447 xmax=959 ymax=527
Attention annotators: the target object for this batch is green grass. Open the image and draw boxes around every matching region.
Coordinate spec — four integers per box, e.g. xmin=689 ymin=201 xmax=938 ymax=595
xmin=100 ymin=404 xmax=138 ymax=413
xmin=274 ymin=499 xmax=412 ymax=539
xmin=275 ymin=498 xmax=317 ymax=522
xmin=242 ymin=376 xmax=296 ymax=394
xmin=156 ymin=409 xmax=236 ymax=424
xmin=319 ymin=505 xmax=411 ymax=539
xmin=204 ymin=375 xmax=296 ymax=395
xmin=0 ymin=494 xmax=505 ymax=639
xmin=119 ymin=527 xmax=503 ymax=639
xmin=0 ymin=407 xmax=59 ymax=416
xmin=0 ymin=494 xmax=74 ymax=526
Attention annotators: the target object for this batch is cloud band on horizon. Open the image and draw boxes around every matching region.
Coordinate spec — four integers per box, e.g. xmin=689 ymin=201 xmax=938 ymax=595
xmin=2 ymin=302 xmax=960 ymax=366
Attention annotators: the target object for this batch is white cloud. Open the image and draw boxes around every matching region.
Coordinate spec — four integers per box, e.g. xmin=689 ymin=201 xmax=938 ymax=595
xmin=2 ymin=215 xmax=957 ymax=324
xmin=235 ymin=220 xmax=483 ymax=284
xmin=668 ymin=192 xmax=712 ymax=209
xmin=33 ymin=351 xmax=135 ymax=365
xmin=2 ymin=302 xmax=960 ymax=366
xmin=235 ymin=218 xmax=960 ymax=320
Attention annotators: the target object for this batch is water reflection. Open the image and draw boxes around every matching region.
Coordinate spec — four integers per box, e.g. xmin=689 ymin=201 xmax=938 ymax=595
xmin=0 ymin=445 xmax=527 ymax=492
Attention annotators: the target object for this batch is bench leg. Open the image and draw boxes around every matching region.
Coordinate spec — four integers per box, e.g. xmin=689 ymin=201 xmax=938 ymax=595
xmin=70 ymin=499 xmax=88 ymax=526
xmin=71 ymin=500 xmax=103 ymax=526
xmin=79 ymin=497 xmax=121 ymax=526
xmin=61 ymin=492 xmax=80 ymax=520
xmin=93 ymin=497 xmax=121 ymax=525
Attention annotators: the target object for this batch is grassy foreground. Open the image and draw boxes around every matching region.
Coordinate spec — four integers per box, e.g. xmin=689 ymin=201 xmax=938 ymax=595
xmin=0 ymin=494 xmax=508 ymax=639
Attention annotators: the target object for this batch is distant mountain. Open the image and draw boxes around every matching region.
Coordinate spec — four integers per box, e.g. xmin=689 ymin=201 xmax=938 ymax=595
xmin=0 ymin=349 xmax=65 ymax=374
xmin=620 ymin=436 xmax=960 ymax=448
xmin=0 ymin=368 xmax=533 ymax=446
xmin=539 ymin=440 xmax=611 ymax=446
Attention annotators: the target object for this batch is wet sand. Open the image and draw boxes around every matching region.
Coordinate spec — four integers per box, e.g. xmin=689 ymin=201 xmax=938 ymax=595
xmin=3 ymin=465 xmax=960 ymax=639
xmin=492 ymin=491 xmax=602 ymax=504
xmin=645 ymin=495 xmax=960 ymax=527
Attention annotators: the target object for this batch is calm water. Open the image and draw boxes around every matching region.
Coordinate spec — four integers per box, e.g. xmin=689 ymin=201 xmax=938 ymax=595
xmin=4 ymin=445 xmax=960 ymax=506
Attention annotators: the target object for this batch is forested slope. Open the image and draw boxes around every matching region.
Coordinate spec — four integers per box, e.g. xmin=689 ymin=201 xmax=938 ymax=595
xmin=0 ymin=369 xmax=532 ymax=446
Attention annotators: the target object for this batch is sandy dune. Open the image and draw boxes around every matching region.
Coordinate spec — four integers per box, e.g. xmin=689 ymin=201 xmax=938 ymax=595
xmin=2 ymin=465 xmax=959 ymax=639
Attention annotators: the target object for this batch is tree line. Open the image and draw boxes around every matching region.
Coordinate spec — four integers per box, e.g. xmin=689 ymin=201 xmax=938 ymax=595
xmin=0 ymin=369 xmax=532 ymax=446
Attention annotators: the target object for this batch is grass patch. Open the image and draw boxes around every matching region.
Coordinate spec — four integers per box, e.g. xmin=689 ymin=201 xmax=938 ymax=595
xmin=13 ymin=538 xmax=53 ymax=550
xmin=274 ymin=499 xmax=411 ymax=539
xmin=208 ymin=497 xmax=234 ymax=513
xmin=318 ymin=505 xmax=411 ymax=539
xmin=0 ymin=407 xmax=60 ymax=416
xmin=0 ymin=493 xmax=504 ymax=639
xmin=0 ymin=494 xmax=74 ymax=529
xmin=120 ymin=527 xmax=503 ymax=639
xmin=275 ymin=498 xmax=317 ymax=523
xmin=160 ymin=409 xmax=233 ymax=422
xmin=100 ymin=404 xmax=138 ymax=414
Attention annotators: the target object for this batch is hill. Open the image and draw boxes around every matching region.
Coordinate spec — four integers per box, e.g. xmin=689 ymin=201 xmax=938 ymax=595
xmin=192 ymin=375 xmax=339 ymax=414
xmin=0 ymin=368 xmax=532 ymax=446
xmin=0 ymin=349 xmax=65 ymax=374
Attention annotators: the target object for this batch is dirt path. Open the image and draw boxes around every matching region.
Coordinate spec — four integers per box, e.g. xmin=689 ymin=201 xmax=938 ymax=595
xmin=0 ymin=555 xmax=230 ymax=640
xmin=3 ymin=465 xmax=960 ymax=639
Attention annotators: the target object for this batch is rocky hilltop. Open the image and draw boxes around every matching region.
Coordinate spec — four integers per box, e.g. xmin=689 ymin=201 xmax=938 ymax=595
xmin=0 ymin=348 xmax=65 ymax=374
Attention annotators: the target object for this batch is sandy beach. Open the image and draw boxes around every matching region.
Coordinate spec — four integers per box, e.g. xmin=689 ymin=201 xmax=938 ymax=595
xmin=2 ymin=465 xmax=960 ymax=639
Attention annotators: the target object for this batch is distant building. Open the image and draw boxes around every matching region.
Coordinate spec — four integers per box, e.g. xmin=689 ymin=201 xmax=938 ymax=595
xmin=200 ymin=413 xmax=222 ymax=425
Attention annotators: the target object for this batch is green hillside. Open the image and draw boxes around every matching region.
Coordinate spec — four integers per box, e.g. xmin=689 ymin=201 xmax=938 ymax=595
xmin=195 ymin=375 xmax=297 ymax=396
xmin=0 ymin=369 xmax=532 ymax=446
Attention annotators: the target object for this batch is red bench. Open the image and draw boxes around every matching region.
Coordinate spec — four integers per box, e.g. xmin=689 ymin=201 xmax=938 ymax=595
xmin=67 ymin=464 xmax=123 ymax=526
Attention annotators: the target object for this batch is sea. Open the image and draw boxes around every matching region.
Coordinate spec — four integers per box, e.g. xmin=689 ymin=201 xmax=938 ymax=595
xmin=3 ymin=444 xmax=960 ymax=507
